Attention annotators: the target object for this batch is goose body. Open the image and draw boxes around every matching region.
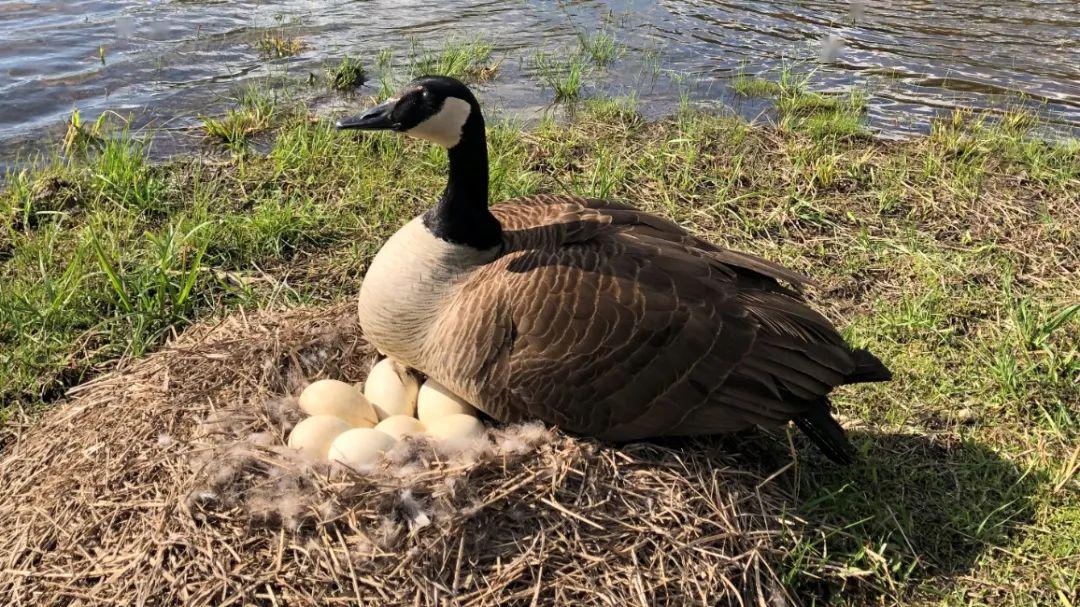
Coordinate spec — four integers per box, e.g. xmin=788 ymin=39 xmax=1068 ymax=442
xmin=339 ymin=77 xmax=890 ymax=462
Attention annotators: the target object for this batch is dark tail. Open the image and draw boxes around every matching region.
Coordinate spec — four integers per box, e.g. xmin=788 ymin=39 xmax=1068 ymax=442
xmin=794 ymin=402 xmax=854 ymax=464
xmin=846 ymin=348 xmax=892 ymax=383
xmin=790 ymin=349 xmax=887 ymax=464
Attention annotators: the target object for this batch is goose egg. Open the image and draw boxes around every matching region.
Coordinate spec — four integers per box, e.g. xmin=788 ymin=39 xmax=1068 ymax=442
xmin=364 ymin=358 xmax=419 ymax=420
xmin=299 ymin=379 xmax=378 ymax=428
xmin=288 ymin=415 xmax=352 ymax=458
xmin=328 ymin=428 xmax=397 ymax=467
xmin=425 ymin=413 xmax=485 ymax=441
xmin=374 ymin=415 xmax=426 ymax=440
xmin=417 ymin=378 xmax=478 ymax=424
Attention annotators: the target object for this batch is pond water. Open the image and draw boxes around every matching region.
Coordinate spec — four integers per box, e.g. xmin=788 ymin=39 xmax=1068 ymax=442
xmin=1 ymin=0 xmax=1078 ymax=165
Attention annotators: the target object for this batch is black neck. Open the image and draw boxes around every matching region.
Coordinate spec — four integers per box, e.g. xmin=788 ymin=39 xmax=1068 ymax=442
xmin=422 ymin=108 xmax=502 ymax=250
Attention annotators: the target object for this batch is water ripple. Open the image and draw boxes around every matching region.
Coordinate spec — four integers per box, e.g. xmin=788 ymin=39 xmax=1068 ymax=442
xmin=1 ymin=0 xmax=1077 ymax=160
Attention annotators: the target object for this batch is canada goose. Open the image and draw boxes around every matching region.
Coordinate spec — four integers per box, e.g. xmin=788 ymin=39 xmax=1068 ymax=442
xmin=336 ymin=76 xmax=891 ymax=463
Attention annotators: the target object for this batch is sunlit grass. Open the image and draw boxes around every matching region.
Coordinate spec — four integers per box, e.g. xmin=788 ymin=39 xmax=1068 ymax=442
xmin=533 ymin=51 xmax=588 ymax=101
xmin=255 ymin=30 xmax=305 ymax=59
xmin=579 ymin=30 xmax=620 ymax=66
xmin=408 ymin=37 xmax=499 ymax=83
xmin=200 ymin=88 xmax=276 ymax=153
xmin=640 ymin=44 xmax=665 ymax=79
xmin=731 ymin=68 xmax=870 ymax=139
xmin=582 ymin=94 xmax=641 ymax=125
xmin=61 ymin=109 xmax=107 ymax=157
xmin=731 ymin=73 xmax=783 ymax=97
xmin=532 ymin=33 xmax=626 ymax=102
xmin=374 ymin=49 xmax=396 ymax=100
xmin=326 ymin=56 xmax=366 ymax=91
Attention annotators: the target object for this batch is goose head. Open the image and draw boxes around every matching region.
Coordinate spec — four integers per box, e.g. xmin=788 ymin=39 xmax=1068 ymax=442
xmin=336 ymin=75 xmax=482 ymax=149
xmin=336 ymin=76 xmax=500 ymax=250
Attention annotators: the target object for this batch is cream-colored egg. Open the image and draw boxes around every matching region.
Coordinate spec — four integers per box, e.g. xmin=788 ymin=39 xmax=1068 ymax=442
xmin=328 ymin=428 xmax=397 ymax=467
xmin=425 ymin=414 xmax=485 ymax=441
xmin=364 ymin=358 xmax=419 ymax=420
xmin=374 ymin=415 xmax=426 ymax=440
xmin=287 ymin=415 xmax=352 ymax=458
xmin=417 ymin=379 xmax=478 ymax=424
xmin=299 ymin=379 xmax=378 ymax=428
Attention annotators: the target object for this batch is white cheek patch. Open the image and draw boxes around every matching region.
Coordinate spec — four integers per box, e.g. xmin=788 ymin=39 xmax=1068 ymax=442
xmin=406 ymin=97 xmax=472 ymax=148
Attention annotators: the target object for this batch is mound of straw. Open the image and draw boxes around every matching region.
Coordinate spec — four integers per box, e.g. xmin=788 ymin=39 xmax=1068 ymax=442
xmin=0 ymin=305 xmax=841 ymax=606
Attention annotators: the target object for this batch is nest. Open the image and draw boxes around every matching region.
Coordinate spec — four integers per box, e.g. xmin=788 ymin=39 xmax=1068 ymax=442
xmin=0 ymin=305 xmax=839 ymax=606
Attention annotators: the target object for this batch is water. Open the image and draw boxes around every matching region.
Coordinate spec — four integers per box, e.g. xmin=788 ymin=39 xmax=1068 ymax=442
xmin=1 ymin=0 xmax=1078 ymax=164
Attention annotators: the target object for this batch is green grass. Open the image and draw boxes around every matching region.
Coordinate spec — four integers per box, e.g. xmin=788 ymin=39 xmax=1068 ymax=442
xmin=732 ymin=69 xmax=871 ymax=139
xmin=375 ymin=48 xmax=396 ymax=100
xmin=254 ymin=30 xmax=305 ymax=59
xmin=582 ymin=94 xmax=641 ymax=125
xmin=2 ymin=75 xmax=1078 ymax=605
xmin=532 ymin=33 xmax=626 ymax=102
xmin=579 ymin=30 xmax=620 ymax=66
xmin=731 ymin=72 xmax=783 ymax=97
xmin=325 ymin=56 xmax=366 ymax=91
xmin=200 ymin=87 xmax=276 ymax=153
xmin=368 ymin=38 xmax=499 ymax=102
xmin=533 ymin=51 xmax=589 ymax=101
xmin=407 ymin=36 xmax=499 ymax=83
xmin=61 ymin=109 xmax=107 ymax=157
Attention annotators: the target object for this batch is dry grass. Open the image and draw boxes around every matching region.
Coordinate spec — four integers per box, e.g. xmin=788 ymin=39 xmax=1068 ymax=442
xmin=0 ymin=305 xmax=892 ymax=606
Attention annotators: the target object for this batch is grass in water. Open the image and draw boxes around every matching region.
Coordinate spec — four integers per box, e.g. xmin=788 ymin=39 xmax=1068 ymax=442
xmin=61 ymin=110 xmax=107 ymax=157
xmin=731 ymin=72 xmax=783 ymax=97
xmin=732 ymin=69 xmax=870 ymax=139
xmin=579 ymin=30 xmax=620 ymax=66
xmin=582 ymin=94 xmax=641 ymax=125
xmin=534 ymin=33 xmax=624 ymax=101
xmin=408 ymin=37 xmax=499 ymax=83
xmin=640 ymin=43 xmax=664 ymax=78
xmin=326 ymin=56 xmax=366 ymax=91
xmin=255 ymin=30 xmax=305 ymax=59
xmin=200 ymin=88 xmax=276 ymax=152
xmin=533 ymin=51 xmax=588 ymax=101
xmin=1 ymin=74 xmax=1078 ymax=605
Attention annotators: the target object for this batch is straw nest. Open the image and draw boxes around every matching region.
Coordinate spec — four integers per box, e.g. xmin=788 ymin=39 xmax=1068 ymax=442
xmin=0 ymin=305 xmax=843 ymax=606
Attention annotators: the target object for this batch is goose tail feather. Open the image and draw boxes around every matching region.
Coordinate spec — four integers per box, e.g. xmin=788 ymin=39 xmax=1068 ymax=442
xmin=846 ymin=348 xmax=892 ymax=384
xmin=794 ymin=402 xmax=854 ymax=465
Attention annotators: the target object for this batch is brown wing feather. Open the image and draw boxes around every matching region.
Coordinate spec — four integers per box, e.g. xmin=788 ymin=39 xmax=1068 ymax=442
xmin=428 ymin=195 xmax=866 ymax=441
